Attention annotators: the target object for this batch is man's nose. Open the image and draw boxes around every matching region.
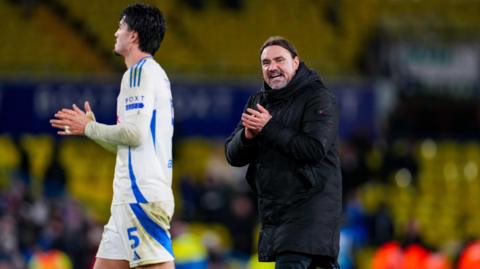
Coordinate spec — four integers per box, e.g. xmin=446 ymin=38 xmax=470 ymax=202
xmin=267 ymin=62 xmax=278 ymax=71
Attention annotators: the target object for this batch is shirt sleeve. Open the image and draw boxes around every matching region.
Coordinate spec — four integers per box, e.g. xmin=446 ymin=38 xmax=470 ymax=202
xmin=85 ymin=64 xmax=156 ymax=147
xmin=84 ymin=111 xmax=117 ymax=153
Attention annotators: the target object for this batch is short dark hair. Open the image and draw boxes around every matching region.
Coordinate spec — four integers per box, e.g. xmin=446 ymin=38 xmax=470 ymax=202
xmin=260 ymin=36 xmax=298 ymax=58
xmin=121 ymin=3 xmax=166 ymax=56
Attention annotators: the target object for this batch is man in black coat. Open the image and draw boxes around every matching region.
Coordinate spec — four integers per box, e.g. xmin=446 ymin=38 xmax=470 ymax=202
xmin=225 ymin=36 xmax=342 ymax=269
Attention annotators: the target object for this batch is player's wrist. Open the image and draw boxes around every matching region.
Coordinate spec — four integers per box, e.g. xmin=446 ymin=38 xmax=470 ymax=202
xmin=84 ymin=121 xmax=95 ymax=137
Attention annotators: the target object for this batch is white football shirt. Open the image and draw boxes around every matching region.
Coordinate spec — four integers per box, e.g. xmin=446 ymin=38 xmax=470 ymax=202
xmin=113 ymin=56 xmax=174 ymax=205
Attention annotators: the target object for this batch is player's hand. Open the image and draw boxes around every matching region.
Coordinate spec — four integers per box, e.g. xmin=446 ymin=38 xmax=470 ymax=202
xmin=50 ymin=103 xmax=92 ymax=136
xmin=84 ymin=101 xmax=96 ymax=121
xmin=241 ymin=104 xmax=272 ymax=138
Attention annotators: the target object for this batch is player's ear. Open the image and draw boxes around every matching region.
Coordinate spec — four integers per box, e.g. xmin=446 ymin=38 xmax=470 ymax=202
xmin=129 ymin=31 xmax=139 ymax=44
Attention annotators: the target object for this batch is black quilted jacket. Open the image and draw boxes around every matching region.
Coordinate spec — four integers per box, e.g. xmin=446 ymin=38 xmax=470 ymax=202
xmin=225 ymin=62 xmax=342 ymax=265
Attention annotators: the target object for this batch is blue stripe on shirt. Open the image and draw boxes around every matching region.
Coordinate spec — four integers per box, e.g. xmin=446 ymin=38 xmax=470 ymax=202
xmin=150 ymin=109 xmax=157 ymax=148
xmin=132 ymin=67 xmax=138 ymax=87
xmin=136 ymin=59 xmax=147 ymax=87
xmin=129 ymin=57 xmax=149 ymax=88
xmin=129 ymin=67 xmax=134 ymax=88
xmin=128 ymin=147 xmax=148 ymax=203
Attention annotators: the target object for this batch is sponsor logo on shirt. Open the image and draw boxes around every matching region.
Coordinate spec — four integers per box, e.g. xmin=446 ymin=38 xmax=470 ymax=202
xmin=125 ymin=95 xmax=145 ymax=111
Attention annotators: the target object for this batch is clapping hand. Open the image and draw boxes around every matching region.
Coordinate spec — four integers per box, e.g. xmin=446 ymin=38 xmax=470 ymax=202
xmin=50 ymin=101 xmax=93 ymax=136
xmin=241 ymin=104 xmax=272 ymax=139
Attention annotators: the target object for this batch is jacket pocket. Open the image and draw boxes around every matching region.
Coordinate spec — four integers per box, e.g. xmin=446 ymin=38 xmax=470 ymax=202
xmin=258 ymin=197 xmax=282 ymax=225
xmin=297 ymin=164 xmax=326 ymax=191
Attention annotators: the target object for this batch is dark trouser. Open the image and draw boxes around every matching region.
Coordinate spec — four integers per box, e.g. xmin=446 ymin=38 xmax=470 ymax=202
xmin=275 ymin=252 xmax=339 ymax=269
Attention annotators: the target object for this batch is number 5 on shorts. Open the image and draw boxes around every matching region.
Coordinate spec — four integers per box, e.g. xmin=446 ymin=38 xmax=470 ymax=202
xmin=127 ymin=227 xmax=140 ymax=249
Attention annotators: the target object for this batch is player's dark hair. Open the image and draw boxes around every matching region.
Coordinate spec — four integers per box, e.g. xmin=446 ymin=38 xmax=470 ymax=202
xmin=260 ymin=36 xmax=298 ymax=59
xmin=121 ymin=3 xmax=166 ymax=56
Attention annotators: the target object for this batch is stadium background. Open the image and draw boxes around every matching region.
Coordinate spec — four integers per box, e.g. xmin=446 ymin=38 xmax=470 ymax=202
xmin=0 ymin=0 xmax=479 ymax=268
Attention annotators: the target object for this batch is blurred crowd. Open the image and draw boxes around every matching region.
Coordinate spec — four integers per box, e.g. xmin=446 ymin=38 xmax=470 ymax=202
xmin=0 ymin=157 xmax=101 ymax=269
xmin=2 ymin=134 xmax=480 ymax=268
